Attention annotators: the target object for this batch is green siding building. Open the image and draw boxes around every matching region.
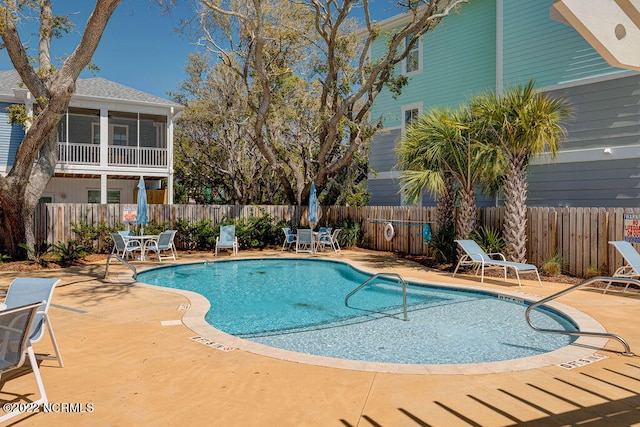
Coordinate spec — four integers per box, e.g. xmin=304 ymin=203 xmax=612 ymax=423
xmin=369 ymin=0 xmax=638 ymax=207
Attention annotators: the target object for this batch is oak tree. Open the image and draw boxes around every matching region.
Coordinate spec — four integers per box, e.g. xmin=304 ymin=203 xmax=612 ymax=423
xmin=192 ymin=0 xmax=468 ymax=205
xmin=0 ymin=0 xmax=122 ymax=258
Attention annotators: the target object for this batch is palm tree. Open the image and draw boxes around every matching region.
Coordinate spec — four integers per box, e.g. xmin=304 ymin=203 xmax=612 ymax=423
xmin=397 ymin=107 xmax=501 ymax=240
xmin=471 ymin=80 xmax=573 ymax=263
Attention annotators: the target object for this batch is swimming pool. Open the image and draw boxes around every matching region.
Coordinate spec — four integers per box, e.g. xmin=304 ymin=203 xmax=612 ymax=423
xmin=137 ymin=258 xmax=593 ymax=370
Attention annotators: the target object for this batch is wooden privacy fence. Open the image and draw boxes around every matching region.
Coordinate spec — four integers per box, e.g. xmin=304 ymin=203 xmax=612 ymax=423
xmin=480 ymin=207 xmax=640 ymax=278
xmin=34 ymin=203 xmax=640 ymax=278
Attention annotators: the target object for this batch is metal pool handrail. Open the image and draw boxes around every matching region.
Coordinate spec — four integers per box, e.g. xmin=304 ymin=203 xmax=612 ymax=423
xmin=345 ymin=272 xmax=408 ymax=321
xmin=104 ymin=254 xmax=137 ymax=280
xmin=525 ymin=276 xmax=638 ymax=356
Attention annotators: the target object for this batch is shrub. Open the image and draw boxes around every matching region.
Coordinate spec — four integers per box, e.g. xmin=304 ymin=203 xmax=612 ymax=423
xmin=428 ymin=225 xmax=456 ymax=264
xmin=584 ymin=265 xmax=602 ymax=279
xmin=235 ymin=212 xmax=286 ymax=249
xmin=0 ymin=252 xmax=10 ymax=265
xmin=541 ymin=253 xmax=564 ymax=276
xmin=18 ymin=242 xmax=53 ymax=267
xmin=325 ymin=218 xmax=362 ymax=248
xmin=52 ymin=240 xmax=88 ymax=266
xmin=174 ymin=218 xmax=217 ymax=250
xmin=470 ymin=226 xmax=505 ymax=254
xmin=71 ymin=220 xmax=120 ymax=254
xmin=135 ymin=220 xmax=169 ymax=237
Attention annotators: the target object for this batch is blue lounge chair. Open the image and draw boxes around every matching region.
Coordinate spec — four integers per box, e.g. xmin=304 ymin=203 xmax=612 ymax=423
xmin=453 ymin=240 xmax=542 ymax=287
xmin=215 ymin=225 xmax=238 ymax=256
xmin=4 ymin=277 xmax=64 ymax=367
xmin=0 ymin=302 xmax=48 ymax=422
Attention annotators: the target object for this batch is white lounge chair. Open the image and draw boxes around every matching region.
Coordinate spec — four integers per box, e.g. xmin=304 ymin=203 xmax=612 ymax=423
xmin=0 ymin=302 xmax=49 ymax=423
xmin=296 ymin=229 xmax=314 ymax=253
xmin=146 ymin=230 xmax=178 ymax=261
xmin=281 ymin=227 xmax=296 ymax=251
xmin=215 ymin=225 xmax=238 ymax=256
xmin=4 ymin=277 xmax=64 ymax=367
xmin=605 ymin=240 xmax=640 ymax=293
xmin=453 ymin=239 xmax=542 ymax=287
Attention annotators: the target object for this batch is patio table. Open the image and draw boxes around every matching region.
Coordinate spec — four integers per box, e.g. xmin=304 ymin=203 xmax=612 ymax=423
xmin=123 ymin=234 xmax=159 ymax=261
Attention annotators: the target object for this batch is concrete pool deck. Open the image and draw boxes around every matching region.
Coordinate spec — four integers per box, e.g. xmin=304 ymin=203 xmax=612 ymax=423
xmin=1 ymin=249 xmax=639 ymax=425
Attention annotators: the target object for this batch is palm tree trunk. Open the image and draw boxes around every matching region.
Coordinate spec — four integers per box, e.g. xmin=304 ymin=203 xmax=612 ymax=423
xmin=436 ymin=173 xmax=456 ymax=230
xmin=503 ymin=155 xmax=528 ymax=263
xmin=456 ymin=187 xmax=476 ymax=240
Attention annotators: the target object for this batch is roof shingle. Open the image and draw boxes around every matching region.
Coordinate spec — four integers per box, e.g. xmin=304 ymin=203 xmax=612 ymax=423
xmin=0 ymin=70 xmax=181 ymax=108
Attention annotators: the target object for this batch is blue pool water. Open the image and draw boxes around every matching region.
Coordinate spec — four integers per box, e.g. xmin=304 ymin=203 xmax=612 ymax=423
xmin=138 ymin=258 xmax=578 ymax=365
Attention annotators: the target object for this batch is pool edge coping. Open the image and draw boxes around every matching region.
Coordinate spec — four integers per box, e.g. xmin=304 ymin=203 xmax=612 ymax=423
xmin=134 ymin=256 xmax=609 ymax=375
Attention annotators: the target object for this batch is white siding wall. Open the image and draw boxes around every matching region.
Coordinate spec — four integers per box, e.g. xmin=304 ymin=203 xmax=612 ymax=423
xmin=43 ymin=177 xmax=161 ymax=204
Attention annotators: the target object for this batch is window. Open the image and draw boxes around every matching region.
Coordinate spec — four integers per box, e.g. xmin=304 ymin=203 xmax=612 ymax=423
xmin=402 ymin=102 xmax=422 ymax=133
xmin=404 ymin=35 xmax=422 ymax=74
xmin=88 ymin=190 xmax=121 ymax=204
xmin=38 ymin=196 xmax=53 ymax=204
xmin=111 ymin=125 xmax=128 ymax=146
xmin=154 ymin=122 xmax=166 ymax=148
xmin=91 ymin=123 xmax=100 ymax=144
xmin=405 ymin=108 xmax=419 ymax=127
xmin=92 ymin=123 xmax=130 ymax=146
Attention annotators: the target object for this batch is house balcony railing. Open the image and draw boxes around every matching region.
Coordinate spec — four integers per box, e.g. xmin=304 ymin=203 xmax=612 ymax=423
xmin=57 ymin=142 xmax=168 ymax=168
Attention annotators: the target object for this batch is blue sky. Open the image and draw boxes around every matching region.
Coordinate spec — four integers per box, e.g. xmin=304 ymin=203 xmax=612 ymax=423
xmin=0 ymin=1 xmax=199 ymax=100
xmin=0 ymin=1 xmax=402 ymax=101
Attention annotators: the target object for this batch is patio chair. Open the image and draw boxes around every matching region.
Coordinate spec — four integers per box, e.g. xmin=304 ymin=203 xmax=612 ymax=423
xmin=281 ymin=228 xmax=296 ymax=251
xmin=315 ymin=227 xmax=331 ymax=252
xmin=110 ymin=232 xmax=141 ymax=260
xmin=4 ymin=277 xmax=64 ymax=367
xmin=318 ymin=228 xmax=341 ymax=252
xmin=453 ymin=240 xmax=542 ymax=287
xmin=0 ymin=302 xmax=48 ymax=423
xmin=146 ymin=230 xmax=178 ymax=261
xmin=604 ymin=240 xmax=640 ymax=293
xmin=215 ymin=225 xmax=238 ymax=256
xmin=118 ymin=230 xmax=141 ymax=250
xmin=296 ymin=229 xmax=314 ymax=253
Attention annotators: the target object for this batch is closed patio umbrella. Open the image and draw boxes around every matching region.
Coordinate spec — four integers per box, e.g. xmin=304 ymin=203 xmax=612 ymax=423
xmin=308 ymin=182 xmax=318 ymax=229
xmin=136 ymin=177 xmax=149 ymax=235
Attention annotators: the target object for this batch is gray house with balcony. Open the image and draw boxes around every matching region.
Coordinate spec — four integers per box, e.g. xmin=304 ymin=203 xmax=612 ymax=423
xmin=0 ymin=70 xmax=182 ymax=204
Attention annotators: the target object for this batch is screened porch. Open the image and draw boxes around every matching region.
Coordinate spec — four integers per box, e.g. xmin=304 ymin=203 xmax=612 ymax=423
xmin=56 ymin=107 xmax=169 ymax=168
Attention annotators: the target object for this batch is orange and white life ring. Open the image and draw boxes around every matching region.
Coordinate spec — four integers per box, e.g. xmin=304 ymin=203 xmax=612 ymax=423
xmin=383 ymin=222 xmax=395 ymax=241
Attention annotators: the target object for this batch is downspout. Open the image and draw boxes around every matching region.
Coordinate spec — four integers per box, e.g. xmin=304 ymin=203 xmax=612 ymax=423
xmin=100 ymin=109 xmax=109 ymax=204
xmin=167 ymin=107 xmax=176 ymax=205
xmin=495 ymin=0 xmax=504 ymax=208
xmin=496 ymin=0 xmax=504 ymax=97
xmin=137 ymin=112 xmax=140 ymax=168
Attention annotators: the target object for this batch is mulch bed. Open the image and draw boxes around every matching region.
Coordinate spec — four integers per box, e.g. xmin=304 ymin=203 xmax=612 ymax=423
xmin=401 ymin=252 xmax=640 ymax=293
xmin=401 ymin=253 xmax=580 ymax=285
xmin=0 ymin=253 xmax=107 ymax=273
